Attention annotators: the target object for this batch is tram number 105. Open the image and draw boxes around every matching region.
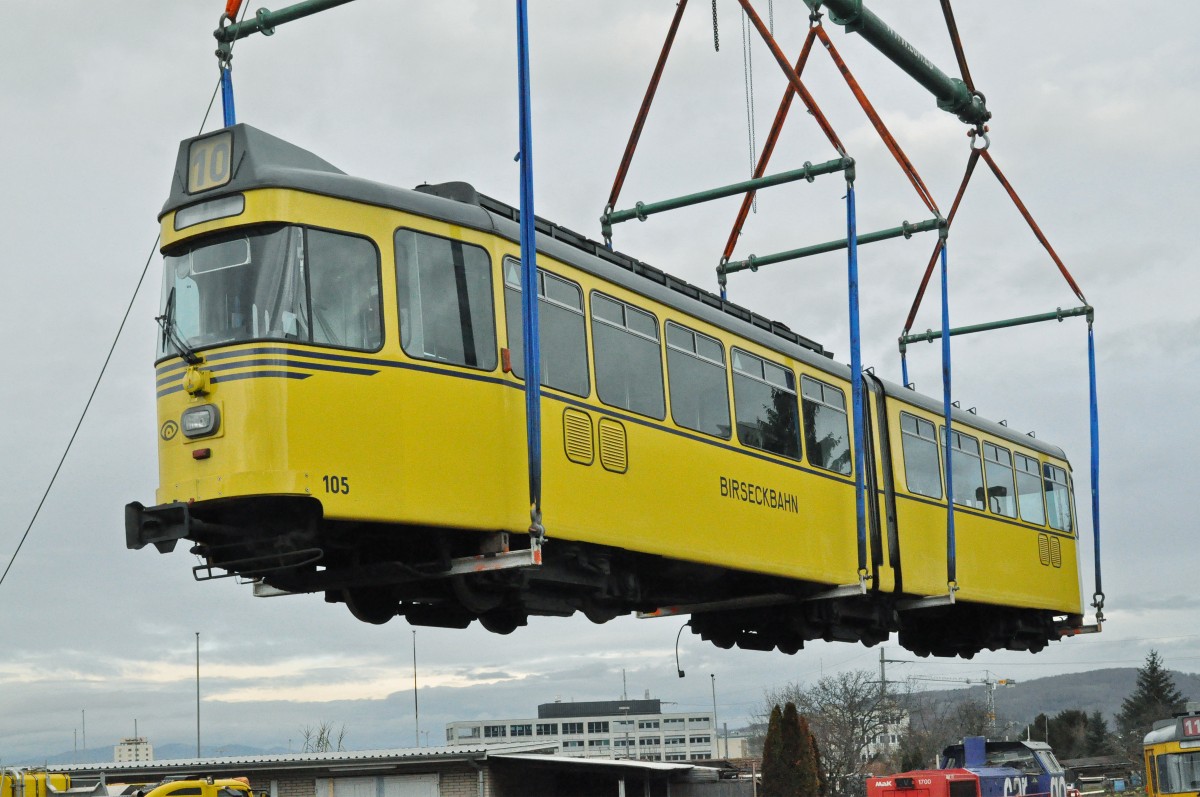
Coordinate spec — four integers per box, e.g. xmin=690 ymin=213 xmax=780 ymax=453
xmin=322 ymin=475 xmax=351 ymax=495
xmin=187 ymin=131 xmax=233 ymax=194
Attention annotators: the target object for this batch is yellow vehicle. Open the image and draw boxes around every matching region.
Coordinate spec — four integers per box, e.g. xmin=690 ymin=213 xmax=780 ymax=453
xmin=126 ymin=125 xmax=1085 ymax=656
xmin=1 ymin=774 xmax=250 ymax=797
xmin=137 ymin=779 xmax=252 ymax=797
xmin=1 ymin=771 xmax=71 ymax=797
xmin=1144 ymin=709 xmax=1200 ymax=797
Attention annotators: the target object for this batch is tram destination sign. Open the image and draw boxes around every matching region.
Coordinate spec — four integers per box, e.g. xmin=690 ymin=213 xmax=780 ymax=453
xmin=1180 ymin=716 xmax=1200 ymax=738
xmin=188 ymin=131 xmax=233 ymax=194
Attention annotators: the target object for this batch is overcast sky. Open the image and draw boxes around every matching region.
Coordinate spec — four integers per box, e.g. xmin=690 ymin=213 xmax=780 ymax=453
xmin=1 ymin=1 xmax=1197 ymax=764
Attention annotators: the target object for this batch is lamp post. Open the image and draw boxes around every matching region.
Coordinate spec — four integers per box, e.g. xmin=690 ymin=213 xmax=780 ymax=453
xmin=710 ymin=674 xmax=721 ymax=759
xmin=412 ymin=630 xmax=420 ymax=747
xmin=196 ymin=632 xmax=201 ymax=757
xmin=675 ymin=623 xmax=687 ymax=678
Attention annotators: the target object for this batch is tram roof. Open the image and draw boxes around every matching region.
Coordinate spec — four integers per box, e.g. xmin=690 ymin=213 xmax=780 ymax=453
xmin=163 ymin=125 xmax=1067 ymax=461
xmin=1145 ymin=713 xmax=1200 ymax=746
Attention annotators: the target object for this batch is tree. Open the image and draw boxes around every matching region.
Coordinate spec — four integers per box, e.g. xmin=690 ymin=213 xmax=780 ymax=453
xmin=1116 ymin=651 xmax=1187 ymax=767
xmin=895 ymin=692 xmax=989 ymax=771
xmin=790 ymin=705 xmax=823 ymax=797
xmin=810 ymin=723 xmax=829 ymax=797
xmin=762 ymin=705 xmax=790 ymax=797
xmin=301 ymin=721 xmax=347 ymax=753
xmin=761 ymin=702 xmax=823 ymax=797
xmin=1044 ymin=710 xmax=1089 ymax=760
xmin=762 ymin=670 xmax=893 ymax=796
xmin=1083 ymin=711 xmax=1113 ymax=757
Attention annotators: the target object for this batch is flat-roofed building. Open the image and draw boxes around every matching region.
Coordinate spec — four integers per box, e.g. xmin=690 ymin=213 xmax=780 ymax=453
xmin=446 ymin=699 xmax=717 ymax=761
xmin=114 ymin=737 xmax=154 ymax=762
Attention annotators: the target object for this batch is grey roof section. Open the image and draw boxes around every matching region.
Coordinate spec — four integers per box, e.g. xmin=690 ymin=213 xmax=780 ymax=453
xmin=490 ymin=753 xmax=722 ymax=780
xmin=162 ymin=125 xmax=1068 ymax=461
xmin=537 ymin=699 xmax=661 ymax=719
xmin=52 ymin=742 xmax=558 ymax=776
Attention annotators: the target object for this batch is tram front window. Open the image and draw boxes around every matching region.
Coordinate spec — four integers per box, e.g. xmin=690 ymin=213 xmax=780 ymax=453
xmin=159 ymin=225 xmax=381 ymax=358
xmin=1157 ymin=752 xmax=1200 ymax=793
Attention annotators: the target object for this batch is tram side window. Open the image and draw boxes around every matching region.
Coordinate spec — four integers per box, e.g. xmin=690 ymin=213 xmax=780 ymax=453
xmin=942 ymin=427 xmax=985 ymax=509
xmin=665 ymin=322 xmax=731 ymax=439
xmin=503 ymin=259 xmax=589 ymax=397
xmin=394 ymin=229 xmax=497 ymax=370
xmin=307 ymin=230 xmax=382 ymax=350
xmin=899 ymin=413 xmax=941 ymax=499
xmin=1044 ymin=463 xmax=1074 ymax=533
xmin=1015 ymin=453 xmax=1047 ymax=525
xmin=731 ymin=349 xmax=801 ymax=460
xmin=800 ymin=376 xmax=851 ymax=474
xmin=591 ymin=293 xmax=665 ymax=419
xmin=983 ymin=442 xmax=1018 ymax=518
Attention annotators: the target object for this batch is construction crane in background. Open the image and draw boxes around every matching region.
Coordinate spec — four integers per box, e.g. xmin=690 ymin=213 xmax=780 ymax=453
xmin=906 ymin=672 xmax=1017 ymax=736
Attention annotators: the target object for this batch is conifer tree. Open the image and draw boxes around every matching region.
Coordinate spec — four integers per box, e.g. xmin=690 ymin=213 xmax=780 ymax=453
xmin=1116 ymin=650 xmax=1187 ymax=766
xmin=791 ymin=705 xmax=821 ymax=797
xmin=1083 ymin=711 xmax=1112 ymax=757
xmin=762 ymin=702 xmax=826 ymax=797
xmin=762 ymin=705 xmax=788 ymax=797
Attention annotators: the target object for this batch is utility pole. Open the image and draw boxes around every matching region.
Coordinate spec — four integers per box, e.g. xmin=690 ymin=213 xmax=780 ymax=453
xmin=196 ymin=632 xmax=201 ymax=757
xmin=412 ymin=630 xmax=420 ymax=747
xmin=878 ymin=648 xmax=910 ymax=698
xmin=710 ymin=674 xmax=721 ymax=759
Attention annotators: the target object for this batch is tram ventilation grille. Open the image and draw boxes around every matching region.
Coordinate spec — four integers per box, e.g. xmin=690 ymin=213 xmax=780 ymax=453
xmin=598 ymin=419 xmax=628 ymax=473
xmin=563 ymin=408 xmax=595 ymax=465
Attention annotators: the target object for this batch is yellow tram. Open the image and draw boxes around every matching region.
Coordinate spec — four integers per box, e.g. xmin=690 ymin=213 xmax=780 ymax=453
xmin=1144 ymin=708 xmax=1200 ymax=797
xmin=126 ymin=125 xmax=1084 ymax=656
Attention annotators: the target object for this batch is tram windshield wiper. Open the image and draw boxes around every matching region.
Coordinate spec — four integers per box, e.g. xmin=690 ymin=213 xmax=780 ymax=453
xmin=156 ymin=287 xmax=202 ymax=365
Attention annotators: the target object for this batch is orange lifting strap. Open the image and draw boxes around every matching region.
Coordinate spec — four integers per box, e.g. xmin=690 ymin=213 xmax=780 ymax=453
xmin=721 ymin=12 xmax=941 ymax=263
xmin=225 ymin=0 xmax=245 ymax=20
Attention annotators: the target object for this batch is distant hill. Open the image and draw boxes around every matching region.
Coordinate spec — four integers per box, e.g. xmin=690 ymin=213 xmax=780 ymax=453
xmin=13 ymin=669 xmax=1199 ymax=766
xmin=916 ymin=668 xmax=1200 ymax=731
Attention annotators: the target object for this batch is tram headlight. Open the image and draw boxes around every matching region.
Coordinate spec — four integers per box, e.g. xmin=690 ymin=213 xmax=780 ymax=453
xmin=181 ymin=404 xmax=221 ymax=439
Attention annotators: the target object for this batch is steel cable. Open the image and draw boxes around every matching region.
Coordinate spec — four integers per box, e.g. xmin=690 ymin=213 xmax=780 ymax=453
xmin=0 ymin=3 xmax=249 ymax=590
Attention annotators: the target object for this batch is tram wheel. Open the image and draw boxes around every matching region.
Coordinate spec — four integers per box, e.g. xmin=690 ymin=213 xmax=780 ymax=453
xmin=344 ymin=588 xmax=398 ymax=625
xmin=479 ymin=611 xmax=527 ymax=635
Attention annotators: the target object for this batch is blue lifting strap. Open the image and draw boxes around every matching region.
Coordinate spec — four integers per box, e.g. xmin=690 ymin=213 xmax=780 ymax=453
xmin=940 ymin=241 xmax=957 ymax=588
xmin=1088 ymin=320 xmax=1103 ymax=617
xmin=515 ymin=0 xmax=544 ymax=536
xmin=220 ymin=64 xmax=236 ymax=128
xmin=846 ymin=181 xmax=867 ymax=576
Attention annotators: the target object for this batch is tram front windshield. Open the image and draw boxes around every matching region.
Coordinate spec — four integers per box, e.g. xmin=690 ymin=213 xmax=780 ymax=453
xmin=1157 ymin=752 xmax=1200 ymax=794
xmin=158 ymin=224 xmax=381 ymax=358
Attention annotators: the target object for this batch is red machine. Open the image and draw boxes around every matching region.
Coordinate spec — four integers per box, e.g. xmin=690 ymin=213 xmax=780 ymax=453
xmin=868 ymin=770 xmax=984 ymax=797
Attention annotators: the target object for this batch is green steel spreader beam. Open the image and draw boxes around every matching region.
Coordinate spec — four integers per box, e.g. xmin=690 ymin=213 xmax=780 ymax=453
xmin=600 ymin=157 xmax=852 ymax=242
xmin=899 ymin=305 xmax=1093 ymax=350
xmin=215 ymin=0 xmax=358 ymax=51
xmin=802 ymin=0 xmax=990 ymax=127
xmin=720 ymin=217 xmax=944 ymax=279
